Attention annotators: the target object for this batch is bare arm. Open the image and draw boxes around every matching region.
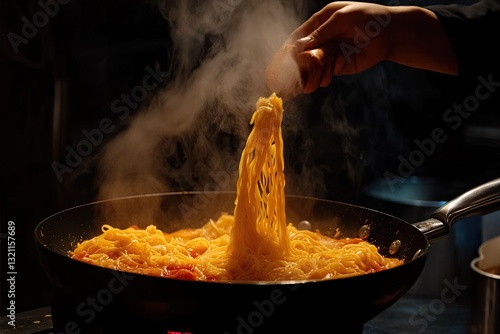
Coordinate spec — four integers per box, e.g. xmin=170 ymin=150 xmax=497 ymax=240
xmin=386 ymin=6 xmax=457 ymax=76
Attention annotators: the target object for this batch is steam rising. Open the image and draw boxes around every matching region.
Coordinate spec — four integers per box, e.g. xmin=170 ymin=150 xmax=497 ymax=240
xmin=88 ymin=0 xmax=439 ymax=215
xmin=97 ymin=0 xmax=309 ymax=200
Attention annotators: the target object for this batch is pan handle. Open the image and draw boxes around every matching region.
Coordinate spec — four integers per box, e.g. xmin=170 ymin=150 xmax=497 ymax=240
xmin=414 ymin=177 xmax=500 ymax=241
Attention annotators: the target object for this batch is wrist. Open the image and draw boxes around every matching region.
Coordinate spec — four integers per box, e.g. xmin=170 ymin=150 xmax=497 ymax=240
xmin=386 ymin=6 xmax=458 ymax=75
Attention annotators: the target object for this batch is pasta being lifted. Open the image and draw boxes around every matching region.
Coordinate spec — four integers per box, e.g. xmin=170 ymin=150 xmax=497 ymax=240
xmin=70 ymin=93 xmax=403 ymax=281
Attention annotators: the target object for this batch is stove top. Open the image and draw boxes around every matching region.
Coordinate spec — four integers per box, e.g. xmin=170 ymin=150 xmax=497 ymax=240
xmin=2 ymin=294 xmax=470 ymax=334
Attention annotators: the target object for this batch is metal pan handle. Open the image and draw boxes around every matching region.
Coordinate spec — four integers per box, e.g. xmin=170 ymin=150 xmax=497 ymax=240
xmin=414 ymin=177 xmax=500 ymax=241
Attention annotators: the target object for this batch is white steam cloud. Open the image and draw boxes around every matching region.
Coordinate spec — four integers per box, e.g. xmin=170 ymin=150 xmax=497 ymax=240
xmin=96 ymin=0 xmax=309 ymax=200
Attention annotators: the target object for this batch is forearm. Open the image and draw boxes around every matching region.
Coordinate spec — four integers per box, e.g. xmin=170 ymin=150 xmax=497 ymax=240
xmin=387 ymin=6 xmax=458 ymax=76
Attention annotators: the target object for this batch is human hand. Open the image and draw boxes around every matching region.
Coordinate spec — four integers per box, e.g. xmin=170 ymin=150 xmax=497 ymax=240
xmin=293 ymin=2 xmax=393 ymax=78
xmin=265 ymin=1 xmax=457 ymax=97
xmin=265 ymin=2 xmax=393 ymax=98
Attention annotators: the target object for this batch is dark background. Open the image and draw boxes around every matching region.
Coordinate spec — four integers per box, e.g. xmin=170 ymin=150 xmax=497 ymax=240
xmin=2 ymin=0 xmax=500 ymax=316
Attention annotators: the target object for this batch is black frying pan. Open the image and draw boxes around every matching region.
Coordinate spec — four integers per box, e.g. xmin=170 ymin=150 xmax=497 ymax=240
xmin=34 ymin=178 xmax=500 ymax=334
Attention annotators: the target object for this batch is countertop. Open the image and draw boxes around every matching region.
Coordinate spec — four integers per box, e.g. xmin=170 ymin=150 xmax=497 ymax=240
xmin=365 ymin=293 xmax=470 ymax=334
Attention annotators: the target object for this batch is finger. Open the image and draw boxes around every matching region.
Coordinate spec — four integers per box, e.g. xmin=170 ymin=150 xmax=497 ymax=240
xmin=294 ymin=5 xmax=350 ymax=51
xmin=290 ymin=2 xmax=347 ymax=40
xmin=289 ymin=10 xmax=329 ymax=41
xmin=264 ymin=44 xmax=303 ymax=99
xmin=297 ymin=49 xmax=325 ymax=94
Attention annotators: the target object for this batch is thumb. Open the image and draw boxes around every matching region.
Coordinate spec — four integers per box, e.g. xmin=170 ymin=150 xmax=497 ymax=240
xmin=295 ymin=35 xmax=317 ymax=53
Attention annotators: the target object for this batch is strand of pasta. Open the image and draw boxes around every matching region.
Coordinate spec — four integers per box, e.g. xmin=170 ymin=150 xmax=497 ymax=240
xmin=230 ymin=93 xmax=289 ymax=263
xmin=70 ymin=93 xmax=403 ymax=281
xmin=70 ymin=214 xmax=402 ymax=281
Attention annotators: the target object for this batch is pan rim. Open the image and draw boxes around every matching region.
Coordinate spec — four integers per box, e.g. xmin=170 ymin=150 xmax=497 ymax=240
xmin=34 ymin=191 xmax=430 ymax=285
xmin=35 ymin=240 xmax=428 ymax=285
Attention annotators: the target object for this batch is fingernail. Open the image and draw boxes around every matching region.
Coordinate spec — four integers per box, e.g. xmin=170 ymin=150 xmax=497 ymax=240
xmin=296 ymin=36 xmax=312 ymax=45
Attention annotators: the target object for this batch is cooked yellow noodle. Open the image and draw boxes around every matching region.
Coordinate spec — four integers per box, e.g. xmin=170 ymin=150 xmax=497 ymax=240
xmin=71 ymin=93 xmax=403 ymax=281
